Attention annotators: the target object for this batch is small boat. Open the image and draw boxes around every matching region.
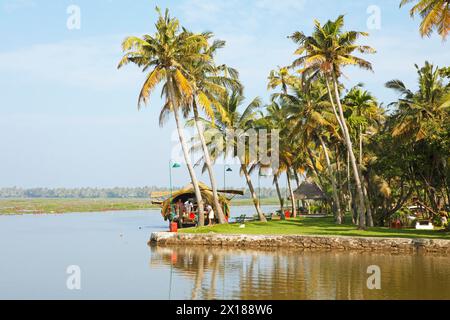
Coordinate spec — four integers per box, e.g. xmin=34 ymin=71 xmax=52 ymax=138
xmin=150 ymin=182 xmax=244 ymax=228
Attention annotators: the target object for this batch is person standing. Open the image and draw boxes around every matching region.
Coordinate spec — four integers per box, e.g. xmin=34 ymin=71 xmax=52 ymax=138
xmin=207 ymin=204 xmax=215 ymax=226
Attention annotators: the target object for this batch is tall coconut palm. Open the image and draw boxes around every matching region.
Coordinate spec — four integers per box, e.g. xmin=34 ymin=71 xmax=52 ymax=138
xmin=289 ymin=15 xmax=376 ymax=229
xmin=400 ymin=0 xmax=450 ymax=40
xmin=267 ymin=68 xmax=303 ymax=218
xmin=201 ymin=91 xmax=267 ymax=222
xmin=263 ymin=102 xmax=298 ymax=218
xmin=344 ymin=87 xmax=380 ymax=166
xmin=282 ymin=79 xmax=343 ymax=223
xmin=185 ymin=33 xmax=242 ymax=224
xmin=344 ymin=87 xmax=383 ymax=227
xmin=117 ymin=8 xmax=207 ymax=225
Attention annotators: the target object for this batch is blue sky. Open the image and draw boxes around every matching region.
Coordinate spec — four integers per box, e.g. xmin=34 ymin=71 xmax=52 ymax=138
xmin=0 ymin=0 xmax=448 ymax=189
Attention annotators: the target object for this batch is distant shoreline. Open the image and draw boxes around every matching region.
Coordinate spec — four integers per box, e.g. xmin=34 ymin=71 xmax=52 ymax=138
xmin=0 ymin=198 xmax=277 ymax=215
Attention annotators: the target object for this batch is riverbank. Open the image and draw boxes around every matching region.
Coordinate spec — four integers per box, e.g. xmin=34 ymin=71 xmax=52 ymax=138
xmin=151 ymin=217 xmax=450 ymax=254
xmin=0 ymin=198 xmax=277 ymax=215
xmin=150 ymin=231 xmax=450 ymax=254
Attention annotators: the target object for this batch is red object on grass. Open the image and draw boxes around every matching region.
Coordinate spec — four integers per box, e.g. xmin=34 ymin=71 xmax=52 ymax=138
xmin=285 ymin=210 xmax=291 ymax=219
xmin=189 ymin=213 xmax=195 ymax=220
xmin=170 ymin=222 xmax=178 ymax=233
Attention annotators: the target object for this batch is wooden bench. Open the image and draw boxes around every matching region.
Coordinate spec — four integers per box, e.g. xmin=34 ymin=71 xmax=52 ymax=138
xmin=234 ymin=214 xmax=247 ymax=224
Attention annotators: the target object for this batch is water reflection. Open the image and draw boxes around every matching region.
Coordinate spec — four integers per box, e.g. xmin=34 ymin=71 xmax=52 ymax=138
xmin=150 ymin=246 xmax=450 ymax=300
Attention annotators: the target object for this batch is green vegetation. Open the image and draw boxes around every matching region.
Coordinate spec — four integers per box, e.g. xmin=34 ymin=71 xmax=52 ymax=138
xmin=180 ymin=216 xmax=450 ymax=240
xmin=0 ymin=198 xmax=277 ymax=215
xmin=117 ymin=5 xmax=450 ymax=234
xmin=400 ymin=0 xmax=450 ymax=40
xmin=0 ymin=198 xmax=158 ymax=215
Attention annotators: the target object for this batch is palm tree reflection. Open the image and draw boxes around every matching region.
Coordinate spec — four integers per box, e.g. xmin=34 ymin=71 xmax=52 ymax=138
xmin=149 ymin=246 xmax=450 ymax=300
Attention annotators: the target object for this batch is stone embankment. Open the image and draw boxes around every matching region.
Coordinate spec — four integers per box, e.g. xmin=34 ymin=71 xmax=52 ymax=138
xmin=149 ymin=232 xmax=450 ymax=254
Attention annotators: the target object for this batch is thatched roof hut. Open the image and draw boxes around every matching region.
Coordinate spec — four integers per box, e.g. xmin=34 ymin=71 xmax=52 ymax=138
xmin=293 ymin=182 xmax=326 ymax=200
xmin=151 ymin=182 xmax=244 ymax=219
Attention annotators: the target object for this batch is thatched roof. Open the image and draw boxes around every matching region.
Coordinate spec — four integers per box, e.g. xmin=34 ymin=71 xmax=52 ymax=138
xmin=293 ymin=182 xmax=326 ymax=200
xmin=154 ymin=182 xmax=243 ymax=218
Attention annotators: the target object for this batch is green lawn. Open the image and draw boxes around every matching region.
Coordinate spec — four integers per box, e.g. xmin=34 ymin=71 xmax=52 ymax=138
xmin=180 ymin=216 xmax=450 ymax=240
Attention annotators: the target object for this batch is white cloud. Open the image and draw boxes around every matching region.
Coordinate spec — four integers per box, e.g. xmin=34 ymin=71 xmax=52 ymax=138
xmin=0 ymin=35 xmax=141 ymax=91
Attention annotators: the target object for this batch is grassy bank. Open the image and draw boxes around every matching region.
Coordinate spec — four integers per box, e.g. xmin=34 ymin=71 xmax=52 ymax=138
xmin=0 ymin=198 xmax=158 ymax=215
xmin=0 ymin=198 xmax=278 ymax=215
xmin=180 ymin=216 xmax=450 ymax=240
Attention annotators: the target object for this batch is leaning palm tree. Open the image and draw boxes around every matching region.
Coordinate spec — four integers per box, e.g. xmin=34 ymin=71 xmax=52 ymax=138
xmin=289 ymin=15 xmax=376 ymax=229
xmin=400 ymin=0 xmax=450 ymax=40
xmin=117 ymin=8 xmax=207 ymax=225
xmin=185 ymin=33 xmax=242 ymax=224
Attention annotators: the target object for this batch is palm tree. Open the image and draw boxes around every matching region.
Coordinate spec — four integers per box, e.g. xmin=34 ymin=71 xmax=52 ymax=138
xmin=260 ymin=103 xmax=289 ymax=218
xmin=202 ymin=91 xmax=267 ymax=222
xmin=185 ymin=33 xmax=242 ymax=224
xmin=386 ymin=61 xmax=450 ymax=213
xmin=117 ymin=8 xmax=207 ymax=225
xmin=264 ymin=102 xmax=298 ymax=218
xmin=283 ymin=79 xmax=343 ymax=223
xmin=400 ymin=0 xmax=450 ymax=40
xmin=268 ymin=67 xmax=295 ymax=95
xmin=289 ymin=15 xmax=376 ymax=229
xmin=344 ymin=87 xmax=383 ymax=227
xmin=386 ymin=61 xmax=450 ymax=141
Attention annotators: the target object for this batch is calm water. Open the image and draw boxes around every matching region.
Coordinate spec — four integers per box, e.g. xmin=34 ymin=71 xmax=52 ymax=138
xmin=0 ymin=207 xmax=449 ymax=300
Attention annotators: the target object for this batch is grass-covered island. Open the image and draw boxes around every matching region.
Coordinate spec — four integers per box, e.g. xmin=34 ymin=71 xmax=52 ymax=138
xmin=179 ymin=216 xmax=450 ymax=240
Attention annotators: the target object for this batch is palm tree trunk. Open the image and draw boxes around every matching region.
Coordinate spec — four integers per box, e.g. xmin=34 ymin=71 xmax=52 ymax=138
xmin=319 ymin=136 xmax=342 ymax=224
xmin=293 ymin=170 xmax=301 ymax=210
xmin=347 ymin=151 xmax=356 ymax=224
xmin=335 ymin=145 xmax=345 ymax=223
xmin=359 ymin=124 xmax=363 ymax=166
xmin=173 ymin=105 xmax=205 ymax=226
xmin=274 ymin=174 xmax=285 ymax=219
xmin=241 ymin=164 xmax=267 ymax=222
xmin=193 ymin=103 xmax=226 ymax=224
xmin=363 ymin=182 xmax=374 ymax=227
xmin=330 ymin=73 xmax=366 ymax=229
xmin=359 ymin=124 xmax=374 ymax=227
xmin=286 ymin=168 xmax=297 ymax=218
